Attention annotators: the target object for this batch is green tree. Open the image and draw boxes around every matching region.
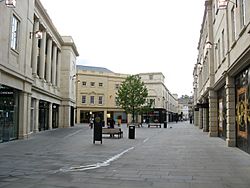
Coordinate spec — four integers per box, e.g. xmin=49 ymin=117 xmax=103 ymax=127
xmin=116 ymin=75 xmax=149 ymax=123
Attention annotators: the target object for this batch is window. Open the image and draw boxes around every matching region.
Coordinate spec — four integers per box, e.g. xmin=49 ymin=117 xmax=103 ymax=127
xmin=11 ymin=15 xmax=20 ymax=51
xmin=99 ymin=83 xmax=103 ymax=87
xmin=82 ymin=81 xmax=87 ymax=86
xmin=115 ymin=84 xmax=119 ymax=89
xmin=82 ymin=96 xmax=86 ymax=104
xmin=149 ymin=75 xmax=153 ymax=80
xmin=231 ymin=6 xmax=236 ymax=41
xmin=90 ymin=82 xmax=95 ymax=87
xmin=90 ymin=96 xmax=94 ymax=104
xmin=240 ymin=0 xmax=246 ymax=28
xmin=98 ymin=96 xmax=103 ymax=105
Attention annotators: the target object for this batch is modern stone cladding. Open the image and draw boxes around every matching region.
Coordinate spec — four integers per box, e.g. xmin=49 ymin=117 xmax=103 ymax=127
xmin=193 ymin=0 xmax=250 ymax=152
xmin=0 ymin=0 xmax=78 ymax=142
xmin=76 ymin=68 xmax=178 ymax=124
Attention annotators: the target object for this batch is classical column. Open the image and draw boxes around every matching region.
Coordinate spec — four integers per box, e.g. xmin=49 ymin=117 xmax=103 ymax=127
xmin=52 ymin=45 xmax=57 ymax=86
xmin=226 ymin=75 xmax=236 ymax=146
xmin=56 ymin=51 xmax=61 ymax=87
xmin=203 ymin=107 xmax=209 ymax=132
xmin=18 ymin=92 xmax=30 ymax=139
xmin=209 ymin=89 xmax=218 ymax=137
xmin=199 ymin=107 xmax=203 ymax=129
xmin=194 ymin=109 xmax=199 ymax=127
xmin=39 ymin=31 xmax=46 ymax=80
xmin=34 ymin=99 xmax=39 ymax=133
xmin=46 ymin=38 xmax=52 ymax=84
xmin=48 ymin=103 xmax=53 ymax=130
xmin=31 ymin=19 xmax=39 ymax=76
xmin=104 ymin=110 xmax=107 ymax=127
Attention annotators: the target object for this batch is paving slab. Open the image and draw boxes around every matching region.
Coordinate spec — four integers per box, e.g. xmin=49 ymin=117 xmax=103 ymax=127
xmin=1 ymin=122 xmax=250 ymax=187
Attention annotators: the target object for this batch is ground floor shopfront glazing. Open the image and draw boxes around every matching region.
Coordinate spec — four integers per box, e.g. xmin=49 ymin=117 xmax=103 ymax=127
xmin=0 ymin=85 xmax=19 ymax=142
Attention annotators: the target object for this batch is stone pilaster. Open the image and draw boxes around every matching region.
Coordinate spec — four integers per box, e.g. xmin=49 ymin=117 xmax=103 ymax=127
xmin=46 ymin=38 xmax=52 ymax=84
xmin=199 ymin=107 xmax=203 ymax=129
xmin=226 ymin=75 xmax=236 ymax=146
xmin=39 ymin=31 xmax=46 ymax=80
xmin=31 ymin=19 xmax=39 ymax=76
xmin=18 ymin=92 xmax=30 ymax=139
xmin=33 ymin=99 xmax=39 ymax=133
xmin=194 ymin=110 xmax=199 ymax=127
xmin=203 ymin=107 xmax=209 ymax=132
xmin=209 ymin=89 xmax=218 ymax=137
xmin=52 ymin=45 xmax=57 ymax=86
xmin=48 ymin=103 xmax=53 ymax=130
xmin=56 ymin=51 xmax=61 ymax=87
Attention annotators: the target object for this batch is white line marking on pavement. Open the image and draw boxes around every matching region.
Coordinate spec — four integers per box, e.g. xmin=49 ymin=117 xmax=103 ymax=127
xmin=59 ymin=147 xmax=134 ymax=172
xmin=143 ymin=138 xmax=149 ymax=143
xmin=63 ymin=130 xmax=82 ymax=139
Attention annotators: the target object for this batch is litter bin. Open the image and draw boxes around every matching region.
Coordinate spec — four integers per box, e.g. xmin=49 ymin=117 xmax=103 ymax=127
xmin=164 ymin=121 xmax=167 ymax=128
xmin=128 ymin=125 xmax=135 ymax=139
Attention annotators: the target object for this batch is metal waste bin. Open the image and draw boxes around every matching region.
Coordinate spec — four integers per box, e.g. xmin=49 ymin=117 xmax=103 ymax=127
xmin=128 ymin=125 xmax=135 ymax=139
xmin=164 ymin=121 xmax=167 ymax=128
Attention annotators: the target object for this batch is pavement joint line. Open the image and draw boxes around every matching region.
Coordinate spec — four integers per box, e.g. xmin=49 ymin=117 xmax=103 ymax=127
xmin=57 ymin=147 xmax=135 ymax=173
xmin=63 ymin=130 xmax=82 ymax=139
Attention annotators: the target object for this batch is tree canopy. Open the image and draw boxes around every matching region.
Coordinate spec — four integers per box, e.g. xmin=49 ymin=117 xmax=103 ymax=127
xmin=116 ymin=75 xmax=150 ymax=123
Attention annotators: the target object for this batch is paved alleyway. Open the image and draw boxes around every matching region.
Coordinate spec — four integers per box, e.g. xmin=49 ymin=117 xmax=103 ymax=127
xmin=1 ymin=122 xmax=250 ymax=188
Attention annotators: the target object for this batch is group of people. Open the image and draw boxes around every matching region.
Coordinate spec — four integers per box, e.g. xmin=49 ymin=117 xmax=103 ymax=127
xmin=89 ymin=117 xmax=118 ymax=129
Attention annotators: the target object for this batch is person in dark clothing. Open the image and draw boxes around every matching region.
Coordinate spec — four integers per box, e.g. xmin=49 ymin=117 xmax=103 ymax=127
xmin=109 ymin=119 xmax=115 ymax=128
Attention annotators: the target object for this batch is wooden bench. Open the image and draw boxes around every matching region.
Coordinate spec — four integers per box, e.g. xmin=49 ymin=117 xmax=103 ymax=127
xmin=148 ymin=123 xmax=161 ymax=128
xmin=102 ymin=128 xmax=123 ymax=138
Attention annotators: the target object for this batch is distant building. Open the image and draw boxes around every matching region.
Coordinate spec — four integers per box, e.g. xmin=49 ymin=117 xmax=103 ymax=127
xmin=75 ymin=65 xmax=128 ymax=125
xmin=75 ymin=67 xmax=178 ymax=125
xmin=178 ymin=96 xmax=193 ymax=121
xmin=0 ymin=0 xmax=78 ymax=142
xmin=139 ymin=73 xmax=178 ymax=123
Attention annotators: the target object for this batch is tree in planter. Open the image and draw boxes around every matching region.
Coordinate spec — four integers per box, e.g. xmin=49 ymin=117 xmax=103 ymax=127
xmin=116 ymin=75 xmax=150 ymax=123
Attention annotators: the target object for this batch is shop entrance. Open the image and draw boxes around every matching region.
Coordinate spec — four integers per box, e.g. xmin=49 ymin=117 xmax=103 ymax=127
xmin=235 ymin=68 xmax=250 ymax=154
xmin=39 ymin=101 xmax=49 ymax=131
xmin=218 ymin=87 xmax=226 ymax=139
xmin=0 ymin=86 xmax=18 ymax=142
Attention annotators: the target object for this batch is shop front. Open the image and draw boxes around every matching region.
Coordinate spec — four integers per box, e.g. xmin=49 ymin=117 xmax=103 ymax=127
xmin=235 ymin=68 xmax=250 ymax=153
xmin=0 ymin=85 xmax=19 ymax=142
xmin=39 ymin=101 xmax=49 ymax=131
xmin=142 ymin=108 xmax=166 ymax=124
xmin=218 ymin=87 xmax=226 ymax=139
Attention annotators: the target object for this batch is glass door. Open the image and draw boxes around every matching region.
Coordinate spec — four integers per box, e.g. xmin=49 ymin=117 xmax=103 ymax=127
xmin=0 ymin=87 xmax=18 ymax=142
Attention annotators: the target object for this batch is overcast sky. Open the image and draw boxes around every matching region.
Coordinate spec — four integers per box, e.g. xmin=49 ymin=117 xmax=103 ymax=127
xmin=40 ymin=0 xmax=205 ymax=97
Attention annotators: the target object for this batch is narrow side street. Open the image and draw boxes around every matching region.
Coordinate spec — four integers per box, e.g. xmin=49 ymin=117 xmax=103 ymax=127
xmin=1 ymin=122 xmax=250 ymax=188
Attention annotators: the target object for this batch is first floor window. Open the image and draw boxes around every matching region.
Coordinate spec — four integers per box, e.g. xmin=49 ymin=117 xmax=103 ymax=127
xmin=11 ymin=15 xmax=20 ymax=51
xmin=90 ymin=96 xmax=94 ymax=104
xmin=82 ymin=96 xmax=86 ymax=104
xmin=98 ymin=96 xmax=103 ymax=105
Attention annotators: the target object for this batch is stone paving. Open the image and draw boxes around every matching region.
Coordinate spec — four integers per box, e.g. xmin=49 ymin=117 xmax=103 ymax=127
xmin=0 ymin=122 xmax=250 ymax=188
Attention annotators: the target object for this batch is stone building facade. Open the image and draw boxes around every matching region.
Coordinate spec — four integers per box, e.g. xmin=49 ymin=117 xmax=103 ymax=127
xmin=0 ymin=0 xmax=78 ymax=142
xmin=139 ymin=72 xmax=178 ymax=123
xmin=76 ymin=67 xmax=178 ymax=126
xmin=75 ymin=65 xmax=128 ymax=125
xmin=193 ymin=0 xmax=250 ymax=153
